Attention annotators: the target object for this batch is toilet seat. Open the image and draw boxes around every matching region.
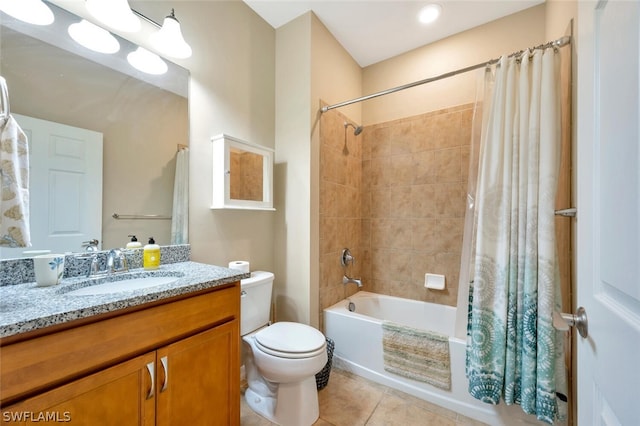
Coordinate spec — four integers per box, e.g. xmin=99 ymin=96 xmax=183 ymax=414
xmin=254 ymin=322 xmax=326 ymax=359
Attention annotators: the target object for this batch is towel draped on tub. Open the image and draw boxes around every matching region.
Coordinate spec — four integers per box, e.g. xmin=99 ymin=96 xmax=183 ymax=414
xmin=382 ymin=321 xmax=451 ymax=390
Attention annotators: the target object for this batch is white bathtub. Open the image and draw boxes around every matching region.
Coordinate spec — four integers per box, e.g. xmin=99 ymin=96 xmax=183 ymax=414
xmin=324 ymin=291 xmax=543 ymax=425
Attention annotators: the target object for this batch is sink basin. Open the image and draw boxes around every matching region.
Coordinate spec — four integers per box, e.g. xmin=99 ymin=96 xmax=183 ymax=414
xmin=65 ymin=275 xmax=181 ymax=296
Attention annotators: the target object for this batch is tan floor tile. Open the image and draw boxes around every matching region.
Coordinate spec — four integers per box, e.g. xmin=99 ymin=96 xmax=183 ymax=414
xmin=455 ymin=413 xmax=490 ymax=426
xmin=366 ymin=393 xmax=457 ymax=426
xmin=241 ymin=367 xmax=488 ymax=426
xmin=385 ymin=387 xmax=458 ymax=421
xmin=317 ymin=370 xmax=385 ymax=426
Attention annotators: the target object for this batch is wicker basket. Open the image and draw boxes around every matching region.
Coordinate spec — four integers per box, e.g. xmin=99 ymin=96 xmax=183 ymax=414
xmin=315 ymin=337 xmax=335 ymax=390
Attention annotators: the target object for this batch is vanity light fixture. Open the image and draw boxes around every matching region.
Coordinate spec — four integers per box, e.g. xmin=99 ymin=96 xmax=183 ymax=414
xmin=418 ymin=3 xmax=442 ymax=25
xmin=149 ymin=9 xmax=192 ymax=59
xmin=86 ymin=0 xmax=141 ymax=33
xmin=0 ymin=0 xmax=54 ymax=25
xmin=127 ymin=47 xmax=168 ymax=75
xmin=68 ymin=20 xmax=120 ymax=54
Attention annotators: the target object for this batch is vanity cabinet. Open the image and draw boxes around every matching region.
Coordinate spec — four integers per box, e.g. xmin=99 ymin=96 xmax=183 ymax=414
xmin=0 ymin=284 xmax=240 ymax=425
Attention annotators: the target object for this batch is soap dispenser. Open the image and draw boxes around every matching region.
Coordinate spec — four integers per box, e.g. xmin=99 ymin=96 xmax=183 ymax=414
xmin=143 ymin=237 xmax=160 ymax=270
xmin=126 ymin=235 xmax=142 ymax=249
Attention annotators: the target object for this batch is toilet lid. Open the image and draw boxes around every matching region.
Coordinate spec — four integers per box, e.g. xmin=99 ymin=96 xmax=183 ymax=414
xmin=254 ymin=322 xmax=326 ymax=357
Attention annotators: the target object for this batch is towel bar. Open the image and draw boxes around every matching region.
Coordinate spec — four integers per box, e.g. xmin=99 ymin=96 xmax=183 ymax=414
xmin=112 ymin=213 xmax=172 ymax=220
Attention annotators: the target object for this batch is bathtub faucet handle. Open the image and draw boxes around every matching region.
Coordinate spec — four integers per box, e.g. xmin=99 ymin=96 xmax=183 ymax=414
xmin=341 ymin=248 xmax=355 ymax=267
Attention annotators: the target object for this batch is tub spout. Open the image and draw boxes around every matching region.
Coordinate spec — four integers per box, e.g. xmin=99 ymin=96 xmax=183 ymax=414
xmin=343 ymin=275 xmax=362 ymax=288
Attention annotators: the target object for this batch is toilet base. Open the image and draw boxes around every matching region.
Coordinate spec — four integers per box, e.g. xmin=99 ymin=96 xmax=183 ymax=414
xmin=245 ymin=387 xmax=277 ymax=423
xmin=245 ymin=376 xmax=320 ymax=426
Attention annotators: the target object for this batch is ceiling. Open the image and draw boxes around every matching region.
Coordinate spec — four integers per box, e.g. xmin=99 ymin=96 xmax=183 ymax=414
xmin=243 ymin=0 xmax=544 ymax=67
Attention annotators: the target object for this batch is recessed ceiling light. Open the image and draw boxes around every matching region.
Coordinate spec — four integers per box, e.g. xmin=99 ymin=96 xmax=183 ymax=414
xmin=418 ymin=4 xmax=442 ymax=25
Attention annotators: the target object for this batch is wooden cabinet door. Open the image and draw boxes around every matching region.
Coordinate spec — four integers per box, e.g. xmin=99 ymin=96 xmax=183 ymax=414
xmin=1 ymin=353 xmax=155 ymax=426
xmin=156 ymin=320 xmax=240 ymax=426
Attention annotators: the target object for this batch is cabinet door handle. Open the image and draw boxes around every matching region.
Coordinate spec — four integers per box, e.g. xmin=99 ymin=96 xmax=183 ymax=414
xmin=145 ymin=361 xmax=155 ymax=399
xmin=160 ymin=356 xmax=169 ymax=392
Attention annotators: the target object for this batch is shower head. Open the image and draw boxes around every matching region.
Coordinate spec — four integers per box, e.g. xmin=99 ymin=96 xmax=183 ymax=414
xmin=344 ymin=122 xmax=363 ymax=136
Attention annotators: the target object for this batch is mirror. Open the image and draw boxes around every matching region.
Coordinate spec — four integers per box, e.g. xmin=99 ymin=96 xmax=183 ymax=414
xmin=211 ymin=134 xmax=274 ymax=211
xmin=0 ymin=3 xmax=189 ymax=259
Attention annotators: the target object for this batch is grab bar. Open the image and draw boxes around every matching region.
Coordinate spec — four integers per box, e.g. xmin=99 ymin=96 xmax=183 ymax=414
xmin=112 ymin=213 xmax=172 ymax=220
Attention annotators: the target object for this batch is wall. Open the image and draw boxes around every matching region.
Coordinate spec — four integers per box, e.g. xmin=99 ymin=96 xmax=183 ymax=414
xmin=274 ymin=14 xmax=313 ymax=324
xmin=361 ymin=105 xmax=474 ymax=306
xmin=130 ymin=1 xmax=277 ymax=272
xmin=319 ymin=108 xmax=363 ymax=326
xmin=45 ymin=1 xmax=277 ymax=271
xmin=274 ymin=13 xmax=361 ymax=326
xmin=310 ymin=14 xmax=362 ymax=326
xmin=362 ymin=4 xmax=546 ymax=125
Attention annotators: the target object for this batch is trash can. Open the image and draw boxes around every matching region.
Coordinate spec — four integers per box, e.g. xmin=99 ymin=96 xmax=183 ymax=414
xmin=315 ymin=337 xmax=335 ymax=390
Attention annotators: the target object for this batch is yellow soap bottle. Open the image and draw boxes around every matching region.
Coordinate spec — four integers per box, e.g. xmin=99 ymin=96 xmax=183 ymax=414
xmin=143 ymin=237 xmax=160 ymax=270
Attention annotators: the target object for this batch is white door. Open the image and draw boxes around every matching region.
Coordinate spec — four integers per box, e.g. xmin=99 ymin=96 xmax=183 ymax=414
xmin=576 ymin=1 xmax=640 ymax=425
xmin=0 ymin=114 xmax=103 ymax=259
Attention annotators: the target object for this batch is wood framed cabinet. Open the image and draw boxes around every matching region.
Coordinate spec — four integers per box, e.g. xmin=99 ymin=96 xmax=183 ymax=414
xmin=0 ymin=284 xmax=240 ymax=425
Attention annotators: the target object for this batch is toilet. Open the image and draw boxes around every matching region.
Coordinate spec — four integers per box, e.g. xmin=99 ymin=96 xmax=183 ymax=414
xmin=240 ymin=271 xmax=327 ymax=426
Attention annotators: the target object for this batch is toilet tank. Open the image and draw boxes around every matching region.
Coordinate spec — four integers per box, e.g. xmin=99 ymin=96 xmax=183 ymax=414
xmin=240 ymin=271 xmax=274 ymax=336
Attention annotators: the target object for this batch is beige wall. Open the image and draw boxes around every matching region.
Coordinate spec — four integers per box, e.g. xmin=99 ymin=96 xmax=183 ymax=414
xmin=310 ymin=15 xmax=362 ymax=326
xmin=131 ymin=1 xmax=276 ymax=271
xmin=361 ymin=105 xmax=474 ymax=306
xmin=362 ymin=4 xmax=546 ymax=125
xmin=319 ymin=108 xmax=363 ymax=328
xmin=274 ymin=14 xmax=313 ymax=324
xmin=272 ymin=13 xmax=362 ymax=326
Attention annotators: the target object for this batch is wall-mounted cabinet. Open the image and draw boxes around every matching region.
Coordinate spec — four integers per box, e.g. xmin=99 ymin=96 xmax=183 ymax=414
xmin=211 ymin=134 xmax=275 ymax=210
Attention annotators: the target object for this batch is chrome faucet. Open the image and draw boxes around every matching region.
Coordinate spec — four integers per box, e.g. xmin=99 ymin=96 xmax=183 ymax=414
xmin=106 ymin=249 xmax=129 ymax=274
xmin=87 ymin=249 xmax=129 ymax=277
xmin=342 ymin=275 xmax=363 ymax=288
xmin=341 ymin=248 xmax=362 ymax=288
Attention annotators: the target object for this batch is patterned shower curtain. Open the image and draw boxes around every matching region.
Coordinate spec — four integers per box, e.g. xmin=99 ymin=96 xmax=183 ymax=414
xmin=465 ymin=49 xmax=566 ymax=424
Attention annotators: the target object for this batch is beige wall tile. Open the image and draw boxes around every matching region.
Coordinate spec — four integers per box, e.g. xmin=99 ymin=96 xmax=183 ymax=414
xmin=320 ymin=105 xmax=472 ymax=310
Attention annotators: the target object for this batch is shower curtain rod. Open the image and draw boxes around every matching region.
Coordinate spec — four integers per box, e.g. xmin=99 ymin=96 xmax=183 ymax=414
xmin=320 ymin=35 xmax=571 ymax=113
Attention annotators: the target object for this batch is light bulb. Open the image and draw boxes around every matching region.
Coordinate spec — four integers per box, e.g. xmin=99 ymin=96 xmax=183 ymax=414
xmin=68 ymin=20 xmax=120 ymax=54
xmin=86 ymin=0 xmax=140 ymax=33
xmin=127 ymin=47 xmax=168 ymax=75
xmin=150 ymin=9 xmax=192 ymax=59
xmin=0 ymin=0 xmax=54 ymax=25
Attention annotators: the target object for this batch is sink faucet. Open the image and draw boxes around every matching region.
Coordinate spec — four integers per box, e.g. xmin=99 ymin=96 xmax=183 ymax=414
xmin=87 ymin=249 xmax=129 ymax=277
xmin=107 ymin=249 xmax=129 ymax=274
xmin=343 ymin=275 xmax=363 ymax=288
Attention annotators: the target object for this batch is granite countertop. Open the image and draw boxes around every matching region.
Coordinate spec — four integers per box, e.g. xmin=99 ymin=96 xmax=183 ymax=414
xmin=0 ymin=261 xmax=249 ymax=339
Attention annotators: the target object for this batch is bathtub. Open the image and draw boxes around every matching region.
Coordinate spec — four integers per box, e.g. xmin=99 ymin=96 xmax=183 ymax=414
xmin=324 ymin=291 xmax=543 ymax=425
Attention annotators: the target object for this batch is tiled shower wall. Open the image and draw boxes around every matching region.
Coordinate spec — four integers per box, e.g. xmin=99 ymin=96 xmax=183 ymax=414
xmin=361 ymin=105 xmax=473 ymax=307
xmin=319 ymin=109 xmax=363 ymax=318
xmin=319 ymin=104 xmax=474 ymax=323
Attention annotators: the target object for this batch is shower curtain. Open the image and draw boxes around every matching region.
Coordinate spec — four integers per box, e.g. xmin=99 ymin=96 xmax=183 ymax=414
xmin=171 ymin=147 xmax=189 ymax=245
xmin=465 ymin=49 xmax=566 ymax=424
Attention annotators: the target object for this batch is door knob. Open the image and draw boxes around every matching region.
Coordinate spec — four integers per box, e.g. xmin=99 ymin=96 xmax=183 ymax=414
xmin=560 ymin=307 xmax=588 ymax=338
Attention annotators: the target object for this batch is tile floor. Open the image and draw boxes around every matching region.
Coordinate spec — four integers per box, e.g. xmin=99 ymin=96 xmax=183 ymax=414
xmin=240 ymin=367 xmax=488 ymax=426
